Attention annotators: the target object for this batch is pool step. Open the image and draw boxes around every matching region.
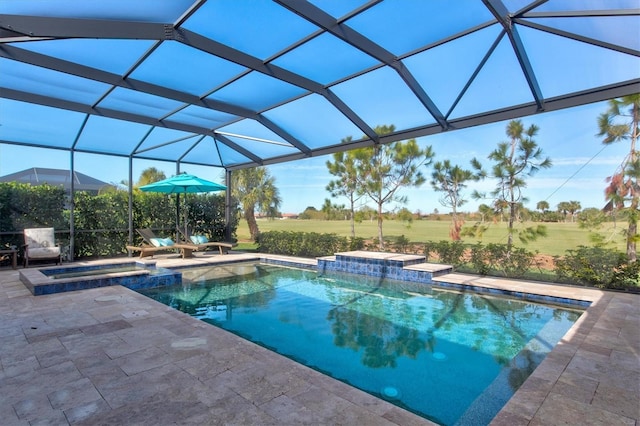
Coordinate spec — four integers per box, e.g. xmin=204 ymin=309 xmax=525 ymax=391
xmin=403 ymin=262 xmax=453 ymax=276
xmin=317 ymin=251 xmax=452 ymax=284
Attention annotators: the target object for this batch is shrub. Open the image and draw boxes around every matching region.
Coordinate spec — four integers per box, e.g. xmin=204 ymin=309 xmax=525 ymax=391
xmin=469 ymin=242 xmax=490 ymax=275
xmin=257 ymin=231 xmax=349 ymax=257
xmin=609 ymin=261 xmax=640 ymax=291
xmin=0 ymin=183 xmax=237 ymax=260
xmin=74 ymin=191 xmax=130 ymax=258
xmin=0 ymin=182 xmax=66 ymax=249
xmin=424 ymin=240 xmax=466 ymax=266
xmin=391 ymin=234 xmax=411 ymax=252
xmin=187 ymin=193 xmax=237 ymax=242
xmin=469 ymin=243 xmax=534 ymax=278
xmin=555 ymin=246 xmax=638 ymax=291
xmin=348 ymin=237 xmax=365 ymax=251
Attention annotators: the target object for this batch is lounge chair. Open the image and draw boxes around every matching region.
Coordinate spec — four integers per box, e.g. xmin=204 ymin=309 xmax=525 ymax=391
xmin=23 ymin=227 xmax=62 ymax=267
xmin=126 ymin=228 xmax=199 ymax=259
xmin=178 ymin=228 xmax=236 ymax=255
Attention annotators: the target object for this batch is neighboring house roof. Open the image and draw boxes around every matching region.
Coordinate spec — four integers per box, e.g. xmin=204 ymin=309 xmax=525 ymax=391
xmin=0 ymin=167 xmax=113 ymax=194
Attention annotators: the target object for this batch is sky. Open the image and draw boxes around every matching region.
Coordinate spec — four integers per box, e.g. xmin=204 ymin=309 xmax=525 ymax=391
xmin=268 ymin=100 xmax=629 ymax=215
xmin=1 ymin=2 xmax=637 ymax=218
xmin=0 ymin=99 xmax=630 ymax=215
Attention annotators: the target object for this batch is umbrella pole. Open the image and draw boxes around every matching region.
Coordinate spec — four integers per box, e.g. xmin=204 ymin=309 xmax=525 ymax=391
xmin=175 ymin=193 xmax=180 ymax=241
xmin=183 ymin=193 xmax=189 ymax=240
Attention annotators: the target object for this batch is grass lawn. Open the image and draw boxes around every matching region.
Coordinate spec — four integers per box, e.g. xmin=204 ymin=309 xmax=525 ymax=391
xmin=236 ymin=218 xmax=627 ymax=257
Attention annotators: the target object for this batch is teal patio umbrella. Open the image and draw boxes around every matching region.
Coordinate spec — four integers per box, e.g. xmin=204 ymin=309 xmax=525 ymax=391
xmin=139 ymin=173 xmax=227 ymax=237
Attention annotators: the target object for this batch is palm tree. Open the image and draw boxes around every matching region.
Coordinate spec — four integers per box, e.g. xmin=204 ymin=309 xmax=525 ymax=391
xmin=597 ymin=95 xmax=639 ymax=262
xmin=231 ymin=167 xmax=281 ymax=241
xmin=567 ymin=201 xmax=582 ymax=222
xmin=557 ymin=200 xmax=581 ymax=222
xmin=556 ymin=201 xmax=569 ymax=221
xmin=536 ymin=200 xmax=549 ymax=213
xmin=135 ymin=167 xmax=166 ymax=187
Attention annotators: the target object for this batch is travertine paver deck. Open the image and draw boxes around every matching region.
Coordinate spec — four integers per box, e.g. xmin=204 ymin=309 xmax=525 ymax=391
xmin=0 ymin=254 xmax=429 ymax=426
xmin=0 ymin=252 xmax=638 ymax=425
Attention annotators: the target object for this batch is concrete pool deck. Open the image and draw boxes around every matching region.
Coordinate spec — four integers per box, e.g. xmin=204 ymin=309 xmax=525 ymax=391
xmin=0 ymin=252 xmax=638 ymax=425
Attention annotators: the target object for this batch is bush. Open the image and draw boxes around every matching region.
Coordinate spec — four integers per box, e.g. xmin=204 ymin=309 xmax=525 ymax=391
xmin=609 ymin=261 xmax=640 ymax=290
xmin=391 ymin=235 xmax=411 ymax=252
xmin=348 ymin=237 xmax=365 ymax=251
xmin=257 ymin=231 xmax=350 ymax=257
xmin=555 ymin=246 xmax=639 ymax=291
xmin=424 ymin=240 xmax=466 ymax=266
xmin=74 ymin=191 xmax=131 ymax=258
xmin=0 ymin=182 xmax=66 ymax=249
xmin=186 ymin=193 xmax=237 ymax=242
xmin=0 ymin=183 xmax=237 ymax=260
xmin=469 ymin=243 xmax=534 ymax=278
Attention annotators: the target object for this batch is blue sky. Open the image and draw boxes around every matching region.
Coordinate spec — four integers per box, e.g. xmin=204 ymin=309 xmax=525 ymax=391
xmin=268 ymin=100 xmax=628 ymax=214
xmin=0 ymin=100 xmax=629 ymax=215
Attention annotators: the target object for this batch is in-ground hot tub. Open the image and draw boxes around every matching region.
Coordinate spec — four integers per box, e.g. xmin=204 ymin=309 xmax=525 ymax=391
xmin=20 ymin=260 xmax=181 ymax=295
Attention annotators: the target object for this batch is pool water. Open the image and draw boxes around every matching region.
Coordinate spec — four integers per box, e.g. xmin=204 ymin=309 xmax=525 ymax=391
xmin=138 ymin=263 xmax=582 ymax=425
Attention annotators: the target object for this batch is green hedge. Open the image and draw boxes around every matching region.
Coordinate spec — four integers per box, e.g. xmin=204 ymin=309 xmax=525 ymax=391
xmin=0 ymin=182 xmax=66 ymax=249
xmin=256 ymin=231 xmax=363 ymax=257
xmin=554 ymin=246 xmax=640 ymax=290
xmin=0 ymin=183 xmax=236 ymax=260
xmin=423 ymin=239 xmax=638 ymax=292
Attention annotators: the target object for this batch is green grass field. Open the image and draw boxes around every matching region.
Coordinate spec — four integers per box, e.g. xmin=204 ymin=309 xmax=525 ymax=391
xmin=236 ymin=218 xmax=627 ymax=257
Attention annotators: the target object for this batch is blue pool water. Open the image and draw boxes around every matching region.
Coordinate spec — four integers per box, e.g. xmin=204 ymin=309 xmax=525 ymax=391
xmin=138 ymin=263 xmax=582 ymax=425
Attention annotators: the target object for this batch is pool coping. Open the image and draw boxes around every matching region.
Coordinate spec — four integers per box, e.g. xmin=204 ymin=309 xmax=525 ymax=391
xmin=23 ymin=252 xmax=590 ymax=310
xmin=1 ymin=252 xmax=637 ymax=425
xmin=19 ymin=259 xmax=186 ymax=296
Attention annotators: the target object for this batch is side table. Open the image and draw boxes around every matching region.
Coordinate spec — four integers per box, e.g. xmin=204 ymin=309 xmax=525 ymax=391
xmin=0 ymin=248 xmax=17 ymax=269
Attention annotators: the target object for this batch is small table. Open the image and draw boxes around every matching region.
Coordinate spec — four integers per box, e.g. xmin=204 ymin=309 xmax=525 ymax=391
xmin=0 ymin=248 xmax=17 ymax=269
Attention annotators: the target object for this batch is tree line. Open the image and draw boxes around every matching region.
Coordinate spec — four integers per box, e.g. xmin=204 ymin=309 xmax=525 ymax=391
xmin=236 ymin=96 xmax=638 ymax=262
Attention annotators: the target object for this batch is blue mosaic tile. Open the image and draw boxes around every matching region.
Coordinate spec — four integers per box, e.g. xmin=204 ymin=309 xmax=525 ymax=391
xmin=262 ymin=258 xmax=316 ymax=271
xmin=28 ymin=254 xmax=590 ymax=309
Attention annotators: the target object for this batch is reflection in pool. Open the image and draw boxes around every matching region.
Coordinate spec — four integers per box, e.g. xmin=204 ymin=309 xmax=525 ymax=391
xmin=138 ymin=263 xmax=582 ymax=425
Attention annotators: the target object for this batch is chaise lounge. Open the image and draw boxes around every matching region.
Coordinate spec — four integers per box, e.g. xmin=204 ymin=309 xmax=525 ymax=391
xmin=126 ymin=228 xmax=200 ymax=259
xmin=179 ymin=228 xmax=236 ymax=255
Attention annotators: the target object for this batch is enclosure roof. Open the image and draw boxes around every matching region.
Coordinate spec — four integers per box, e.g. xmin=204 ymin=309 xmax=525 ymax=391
xmin=1 ymin=1 xmax=639 ymax=171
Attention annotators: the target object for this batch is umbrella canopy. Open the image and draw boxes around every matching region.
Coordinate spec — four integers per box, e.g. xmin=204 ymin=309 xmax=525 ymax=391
xmin=139 ymin=173 xmax=227 ymax=239
xmin=139 ymin=173 xmax=226 ymax=194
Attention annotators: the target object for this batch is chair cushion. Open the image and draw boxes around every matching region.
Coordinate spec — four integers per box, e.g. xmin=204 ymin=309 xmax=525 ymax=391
xmin=29 ymin=247 xmax=60 ymax=259
xmin=191 ymin=235 xmax=208 ymax=244
xmin=162 ymin=238 xmax=175 ymax=246
xmin=150 ymin=238 xmax=163 ymax=247
xmin=24 ymin=228 xmax=56 ymax=249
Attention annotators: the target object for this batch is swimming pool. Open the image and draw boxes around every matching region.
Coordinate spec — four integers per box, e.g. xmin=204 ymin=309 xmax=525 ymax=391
xmin=138 ymin=262 xmax=583 ymax=425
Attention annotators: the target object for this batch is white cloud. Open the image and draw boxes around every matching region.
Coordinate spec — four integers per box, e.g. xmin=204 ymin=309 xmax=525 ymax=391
xmin=552 ymin=156 xmax=626 ymax=167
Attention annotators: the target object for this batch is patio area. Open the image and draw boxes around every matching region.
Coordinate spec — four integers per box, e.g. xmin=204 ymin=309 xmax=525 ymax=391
xmin=0 ymin=252 xmax=638 ymax=425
